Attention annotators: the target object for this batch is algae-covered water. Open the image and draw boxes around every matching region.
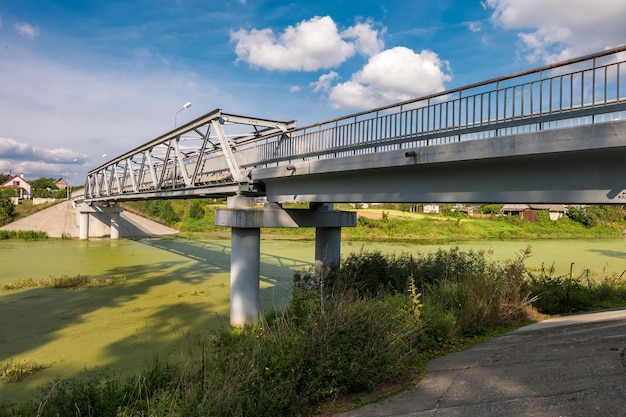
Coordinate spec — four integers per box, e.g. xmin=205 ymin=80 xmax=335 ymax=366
xmin=1 ymin=237 xmax=625 ymax=405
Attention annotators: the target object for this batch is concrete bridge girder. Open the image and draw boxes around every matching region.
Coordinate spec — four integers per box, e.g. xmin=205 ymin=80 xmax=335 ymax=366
xmin=216 ymin=197 xmax=356 ymax=327
xmin=254 ymin=120 xmax=626 ymax=205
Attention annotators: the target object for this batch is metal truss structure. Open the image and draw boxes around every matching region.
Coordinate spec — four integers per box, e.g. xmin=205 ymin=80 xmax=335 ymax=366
xmin=85 ymin=110 xmax=295 ymax=201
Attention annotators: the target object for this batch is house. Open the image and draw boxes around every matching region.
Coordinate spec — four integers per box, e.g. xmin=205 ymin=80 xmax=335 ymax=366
xmin=423 ymin=204 xmax=440 ymax=214
xmin=54 ymin=178 xmax=68 ymax=190
xmin=1 ymin=173 xmax=33 ymax=200
xmin=502 ymin=204 xmax=567 ymax=221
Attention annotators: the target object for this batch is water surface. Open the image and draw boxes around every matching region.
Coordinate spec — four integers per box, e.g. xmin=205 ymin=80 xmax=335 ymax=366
xmin=1 ymin=236 xmax=625 ymax=404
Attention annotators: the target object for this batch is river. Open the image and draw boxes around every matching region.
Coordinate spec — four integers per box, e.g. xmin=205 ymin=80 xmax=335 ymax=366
xmin=1 ymin=236 xmax=625 ymax=404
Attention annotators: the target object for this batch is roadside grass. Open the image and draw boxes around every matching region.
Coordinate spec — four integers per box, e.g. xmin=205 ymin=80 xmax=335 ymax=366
xmin=3 ymin=247 xmax=625 ymax=417
xmin=2 ymin=275 xmax=126 ymax=290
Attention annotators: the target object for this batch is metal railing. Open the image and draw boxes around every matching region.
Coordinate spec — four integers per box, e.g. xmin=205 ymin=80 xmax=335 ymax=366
xmin=238 ymin=45 xmax=626 ymax=169
xmin=85 ymin=45 xmax=626 ymax=201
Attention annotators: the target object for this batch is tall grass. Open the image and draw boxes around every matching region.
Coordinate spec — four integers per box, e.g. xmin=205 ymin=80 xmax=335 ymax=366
xmin=2 ymin=275 xmax=126 ymax=290
xmin=3 ymin=247 xmax=625 ymax=417
xmin=0 ymin=230 xmax=48 ymax=240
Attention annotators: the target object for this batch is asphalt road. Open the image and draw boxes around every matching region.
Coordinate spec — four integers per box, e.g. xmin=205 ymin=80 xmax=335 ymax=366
xmin=336 ymin=308 xmax=626 ymax=417
xmin=1 ymin=201 xmax=178 ymax=238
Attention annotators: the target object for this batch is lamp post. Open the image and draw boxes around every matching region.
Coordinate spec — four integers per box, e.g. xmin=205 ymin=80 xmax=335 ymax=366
xmin=66 ymin=158 xmax=78 ymax=199
xmin=174 ymin=102 xmax=192 ymax=127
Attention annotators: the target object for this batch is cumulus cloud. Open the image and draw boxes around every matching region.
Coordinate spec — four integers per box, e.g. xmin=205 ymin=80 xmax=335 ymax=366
xmin=484 ymin=0 xmax=626 ymax=63
xmin=310 ymin=71 xmax=339 ymax=94
xmin=328 ymin=47 xmax=452 ymax=110
xmin=230 ymin=16 xmax=383 ymax=71
xmin=0 ymin=137 xmax=86 ymax=163
xmin=14 ymin=22 xmax=39 ymax=40
xmin=341 ymin=22 xmax=384 ymax=57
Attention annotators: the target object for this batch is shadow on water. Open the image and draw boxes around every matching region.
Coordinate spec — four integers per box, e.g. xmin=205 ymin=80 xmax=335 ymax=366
xmin=587 ymin=248 xmax=626 ymax=261
xmin=0 ymin=236 xmax=312 ymax=405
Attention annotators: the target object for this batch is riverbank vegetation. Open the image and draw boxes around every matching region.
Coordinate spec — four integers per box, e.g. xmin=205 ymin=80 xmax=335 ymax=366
xmin=123 ymin=200 xmax=626 ymax=242
xmin=2 ymin=246 xmax=625 ymax=416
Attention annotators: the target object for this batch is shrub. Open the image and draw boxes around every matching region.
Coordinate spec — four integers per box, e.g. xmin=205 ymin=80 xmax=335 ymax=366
xmin=566 ymin=206 xmax=596 ymax=228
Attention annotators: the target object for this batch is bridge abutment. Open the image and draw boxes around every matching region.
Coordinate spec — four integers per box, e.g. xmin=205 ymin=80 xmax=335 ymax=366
xmin=216 ymin=197 xmax=356 ymax=327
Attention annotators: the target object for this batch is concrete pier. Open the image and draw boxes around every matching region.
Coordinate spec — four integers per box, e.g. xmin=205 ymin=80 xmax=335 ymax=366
xmin=215 ymin=197 xmax=356 ymax=327
xmin=77 ymin=204 xmax=124 ymax=240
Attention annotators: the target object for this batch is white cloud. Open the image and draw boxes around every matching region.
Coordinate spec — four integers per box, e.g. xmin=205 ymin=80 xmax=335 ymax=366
xmin=485 ymin=0 xmax=626 ymax=63
xmin=341 ymin=22 xmax=384 ymax=57
xmin=0 ymin=137 xmax=87 ymax=179
xmin=310 ymin=71 xmax=339 ymax=94
xmin=289 ymin=85 xmax=301 ymax=93
xmin=230 ymin=16 xmax=384 ymax=71
xmin=0 ymin=137 xmax=87 ymax=163
xmin=14 ymin=22 xmax=39 ymax=40
xmin=467 ymin=21 xmax=482 ymax=33
xmin=328 ymin=47 xmax=452 ymax=110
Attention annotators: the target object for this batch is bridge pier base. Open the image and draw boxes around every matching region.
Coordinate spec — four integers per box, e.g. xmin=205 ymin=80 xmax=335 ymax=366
xmin=216 ymin=197 xmax=356 ymax=327
xmin=78 ymin=204 xmax=123 ymax=240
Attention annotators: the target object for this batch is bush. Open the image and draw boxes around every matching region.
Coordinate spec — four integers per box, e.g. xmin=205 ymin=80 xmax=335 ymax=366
xmin=566 ymin=206 xmax=596 ymax=228
xmin=527 ymin=264 xmax=626 ymax=314
xmin=188 ymin=200 xmax=206 ymax=219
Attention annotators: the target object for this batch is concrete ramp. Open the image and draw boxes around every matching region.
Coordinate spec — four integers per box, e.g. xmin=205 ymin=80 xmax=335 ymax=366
xmin=1 ymin=201 xmax=179 ymax=238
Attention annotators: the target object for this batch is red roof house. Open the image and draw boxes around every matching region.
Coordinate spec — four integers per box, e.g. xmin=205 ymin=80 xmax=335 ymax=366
xmin=1 ymin=173 xmax=33 ymax=200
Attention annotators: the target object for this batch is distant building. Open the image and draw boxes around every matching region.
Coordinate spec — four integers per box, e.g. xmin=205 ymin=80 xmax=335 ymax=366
xmin=1 ymin=173 xmax=32 ymax=200
xmin=502 ymin=204 xmax=567 ymax=221
xmin=423 ymin=204 xmax=440 ymax=214
xmin=54 ymin=178 xmax=68 ymax=190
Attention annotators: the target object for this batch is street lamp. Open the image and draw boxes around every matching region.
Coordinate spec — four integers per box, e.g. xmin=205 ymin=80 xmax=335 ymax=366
xmin=66 ymin=158 xmax=78 ymax=199
xmin=174 ymin=102 xmax=192 ymax=127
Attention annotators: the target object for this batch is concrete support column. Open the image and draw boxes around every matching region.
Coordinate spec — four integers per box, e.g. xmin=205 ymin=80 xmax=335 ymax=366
xmin=315 ymin=227 xmax=341 ymax=276
xmin=79 ymin=212 xmax=90 ymax=240
xmin=230 ymin=227 xmax=261 ymax=327
xmin=110 ymin=211 xmax=120 ymax=240
xmin=215 ymin=197 xmax=355 ymax=327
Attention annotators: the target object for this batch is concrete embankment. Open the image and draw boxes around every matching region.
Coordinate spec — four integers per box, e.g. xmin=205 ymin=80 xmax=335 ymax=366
xmin=1 ymin=201 xmax=179 ymax=238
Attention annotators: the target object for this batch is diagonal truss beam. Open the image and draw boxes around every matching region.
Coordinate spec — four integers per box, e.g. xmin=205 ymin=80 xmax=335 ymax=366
xmin=85 ymin=109 xmax=296 ymax=201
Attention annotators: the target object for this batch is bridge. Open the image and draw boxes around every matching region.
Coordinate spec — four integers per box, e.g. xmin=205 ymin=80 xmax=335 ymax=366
xmin=79 ymin=45 xmax=626 ymax=326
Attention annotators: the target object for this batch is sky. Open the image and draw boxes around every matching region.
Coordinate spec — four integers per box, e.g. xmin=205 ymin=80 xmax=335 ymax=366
xmin=1 ymin=0 xmax=626 ymax=183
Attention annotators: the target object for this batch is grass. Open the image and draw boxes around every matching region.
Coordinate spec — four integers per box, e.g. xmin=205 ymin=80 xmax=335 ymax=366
xmin=3 ymin=247 xmax=624 ymax=416
xmin=0 ymin=230 xmax=48 ymax=240
xmin=2 ymin=275 xmax=126 ymax=290
xmin=0 ymin=360 xmax=45 ymax=384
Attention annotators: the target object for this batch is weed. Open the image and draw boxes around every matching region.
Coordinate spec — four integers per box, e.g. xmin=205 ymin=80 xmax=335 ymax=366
xmin=0 ymin=359 xmax=44 ymax=383
xmin=0 ymin=230 xmax=48 ymax=240
xmin=2 ymin=275 xmax=126 ymax=290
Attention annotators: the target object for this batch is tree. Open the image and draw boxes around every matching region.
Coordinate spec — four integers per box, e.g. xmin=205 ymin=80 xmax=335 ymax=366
xmin=0 ymin=188 xmax=17 ymax=226
xmin=31 ymin=177 xmax=60 ymax=198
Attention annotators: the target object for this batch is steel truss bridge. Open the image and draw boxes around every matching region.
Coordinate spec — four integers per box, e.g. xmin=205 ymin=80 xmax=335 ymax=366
xmin=85 ymin=45 xmax=626 ymax=205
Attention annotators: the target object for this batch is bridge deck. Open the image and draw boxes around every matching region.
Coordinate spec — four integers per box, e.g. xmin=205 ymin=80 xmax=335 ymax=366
xmin=84 ymin=45 xmax=626 ymax=205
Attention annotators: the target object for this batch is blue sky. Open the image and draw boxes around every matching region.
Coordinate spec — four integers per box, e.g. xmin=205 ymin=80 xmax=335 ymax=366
xmin=1 ymin=0 xmax=625 ymax=182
